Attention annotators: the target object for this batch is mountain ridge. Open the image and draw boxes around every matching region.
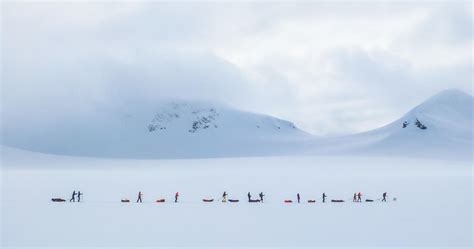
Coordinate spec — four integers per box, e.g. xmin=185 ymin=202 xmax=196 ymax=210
xmin=319 ymin=88 xmax=473 ymax=160
xmin=1 ymin=89 xmax=472 ymax=160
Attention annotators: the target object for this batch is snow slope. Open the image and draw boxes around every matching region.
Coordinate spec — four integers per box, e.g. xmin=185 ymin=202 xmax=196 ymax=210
xmin=316 ymin=89 xmax=473 ymax=160
xmin=1 ymin=101 xmax=310 ymax=158
xmin=1 ymin=89 xmax=472 ymax=160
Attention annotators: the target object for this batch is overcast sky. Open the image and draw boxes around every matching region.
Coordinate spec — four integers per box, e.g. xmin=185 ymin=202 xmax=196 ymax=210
xmin=2 ymin=1 xmax=472 ymax=135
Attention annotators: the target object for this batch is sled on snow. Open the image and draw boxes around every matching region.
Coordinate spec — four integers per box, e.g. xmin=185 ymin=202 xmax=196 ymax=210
xmin=121 ymin=199 xmax=130 ymax=203
xmin=249 ymin=199 xmax=261 ymax=203
xmin=365 ymin=199 xmax=374 ymax=202
xmin=331 ymin=199 xmax=344 ymax=203
xmin=51 ymin=198 xmax=66 ymax=202
xmin=307 ymin=200 xmax=316 ymax=203
xmin=202 ymin=199 xmax=214 ymax=202
xmin=284 ymin=200 xmax=293 ymax=203
xmin=156 ymin=199 xmax=165 ymax=203
xmin=228 ymin=199 xmax=239 ymax=202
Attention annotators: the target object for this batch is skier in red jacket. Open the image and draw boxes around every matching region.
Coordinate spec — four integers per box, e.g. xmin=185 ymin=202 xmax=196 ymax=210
xmin=357 ymin=192 xmax=362 ymax=202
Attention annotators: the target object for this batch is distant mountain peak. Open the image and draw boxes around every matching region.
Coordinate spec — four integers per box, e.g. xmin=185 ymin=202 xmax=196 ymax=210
xmin=431 ymin=88 xmax=472 ymax=99
xmin=414 ymin=88 xmax=472 ymax=111
xmin=146 ymin=101 xmax=302 ymax=135
xmin=326 ymin=88 xmax=473 ymax=160
xmin=401 ymin=88 xmax=472 ymax=129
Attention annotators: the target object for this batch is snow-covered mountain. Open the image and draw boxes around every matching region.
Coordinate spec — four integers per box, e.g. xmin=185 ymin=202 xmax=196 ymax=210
xmin=146 ymin=101 xmax=301 ymax=135
xmin=2 ymin=89 xmax=472 ymax=160
xmin=1 ymin=100 xmax=310 ymax=158
xmin=318 ymin=89 xmax=473 ymax=160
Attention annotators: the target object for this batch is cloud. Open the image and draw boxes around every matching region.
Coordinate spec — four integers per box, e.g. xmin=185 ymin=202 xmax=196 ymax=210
xmin=2 ymin=1 xmax=472 ymax=136
xmin=2 ymin=47 xmax=255 ymax=124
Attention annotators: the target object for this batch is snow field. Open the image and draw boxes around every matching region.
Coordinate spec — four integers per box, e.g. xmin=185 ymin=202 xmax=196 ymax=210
xmin=2 ymin=152 xmax=472 ymax=248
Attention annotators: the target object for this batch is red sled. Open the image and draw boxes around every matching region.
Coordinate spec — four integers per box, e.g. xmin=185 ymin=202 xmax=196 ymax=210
xmin=284 ymin=200 xmax=293 ymax=203
xmin=51 ymin=198 xmax=65 ymax=202
xmin=308 ymin=200 xmax=316 ymax=203
xmin=121 ymin=199 xmax=130 ymax=203
xmin=202 ymin=199 xmax=214 ymax=202
xmin=156 ymin=199 xmax=165 ymax=203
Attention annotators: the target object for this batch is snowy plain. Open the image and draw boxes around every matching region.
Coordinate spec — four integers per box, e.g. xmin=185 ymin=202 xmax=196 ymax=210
xmin=1 ymin=146 xmax=472 ymax=248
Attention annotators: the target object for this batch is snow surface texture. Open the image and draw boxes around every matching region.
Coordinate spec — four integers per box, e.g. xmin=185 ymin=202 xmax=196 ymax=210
xmin=2 ymin=89 xmax=472 ymax=160
xmin=1 ymin=147 xmax=472 ymax=248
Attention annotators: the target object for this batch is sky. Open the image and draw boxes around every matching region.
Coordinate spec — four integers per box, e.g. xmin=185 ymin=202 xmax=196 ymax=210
xmin=2 ymin=1 xmax=472 ymax=136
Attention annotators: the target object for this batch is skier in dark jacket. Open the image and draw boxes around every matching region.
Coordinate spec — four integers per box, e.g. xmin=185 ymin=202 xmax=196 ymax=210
xmin=248 ymin=192 xmax=252 ymax=202
xmin=259 ymin=192 xmax=265 ymax=203
xmin=322 ymin=193 xmax=327 ymax=203
xmin=77 ymin=191 xmax=83 ymax=202
xmin=222 ymin=191 xmax=228 ymax=202
xmin=297 ymin=193 xmax=301 ymax=203
xmin=382 ymin=192 xmax=387 ymax=202
xmin=175 ymin=192 xmax=179 ymax=203
xmin=353 ymin=193 xmax=357 ymax=202
xmin=137 ymin=191 xmax=143 ymax=203
xmin=357 ymin=192 xmax=362 ymax=202
xmin=70 ymin=191 xmax=77 ymax=202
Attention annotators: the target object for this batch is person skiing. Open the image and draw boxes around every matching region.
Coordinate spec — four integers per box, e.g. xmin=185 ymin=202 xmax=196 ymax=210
xmin=353 ymin=193 xmax=357 ymax=202
xmin=137 ymin=191 xmax=143 ymax=203
xmin=357 ymin=192 xmax=362 ymax=202
xmin=175 ymin=192 xmax=179 ymax=203
xmin=322 ymin=193 xmax=327 ymax=203
xmin=382 ymin=192 xmax=387 ymax=202
xmin=70 ymin=191 xmax=77 ymax=202
xmin=259 ymin=192 xmax=265 ymax=203
xmin=247 ymin=192 xmax=252 ymax=202
xmin=222 ymin=191 xmax=228 ymax=202
xmin=297 ymin=193 xmax=301 ymax=203
xmin=77 ymin=191 xmax=83 ymax=202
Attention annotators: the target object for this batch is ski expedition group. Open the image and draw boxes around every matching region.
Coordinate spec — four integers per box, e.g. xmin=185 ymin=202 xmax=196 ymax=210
xmin=55 ymin=191 xmax=390 ymax=203
xmin=68 ymin=190 xmax=83 ymax=202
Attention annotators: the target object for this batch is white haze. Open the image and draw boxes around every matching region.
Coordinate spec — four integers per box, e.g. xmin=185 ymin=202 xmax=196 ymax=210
xmin=2 ymin=1 xmax=472 ymax=135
